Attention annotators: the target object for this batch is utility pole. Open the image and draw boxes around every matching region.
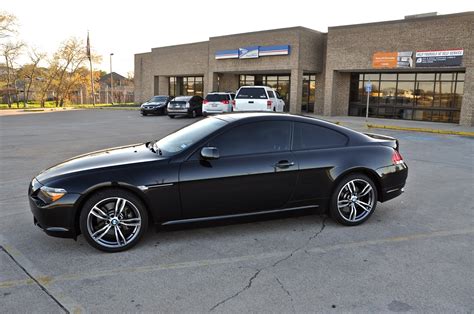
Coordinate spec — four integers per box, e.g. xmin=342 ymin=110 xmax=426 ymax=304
xmin=110 ymin=53 xmax=114 ymax=104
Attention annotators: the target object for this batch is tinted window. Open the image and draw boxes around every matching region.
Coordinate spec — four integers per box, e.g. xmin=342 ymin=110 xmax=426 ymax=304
xmin=293 ymin=123 xmax=347 ymax=150
xmin=173 ymin=96 xmax=191 ymax=102
xmin=210 ymin=121 xmax=291 ymax=157
xmin=154 ymin=118 xmax=227 ymax=155
xmin=268 ymin=90 xmax=275 ymax=98
xmin=236 ymin=88 xmax=268 ymax=99
xmin=206 ymin=94 xmax=229 ymax=101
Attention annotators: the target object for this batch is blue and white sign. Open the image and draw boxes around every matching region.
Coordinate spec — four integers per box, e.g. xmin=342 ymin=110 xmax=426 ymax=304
xmin=239 ymin=46 xmax=259 ymax=59
xmin=215 ymin=45 xmax=290 ymax=60
xmin=259 ymin=45 xmax=290 ymax=57
xmin=365 ymin=81 xmax=372 ymax=93
xmin=215 ymin=49 xmax=239 ymax=60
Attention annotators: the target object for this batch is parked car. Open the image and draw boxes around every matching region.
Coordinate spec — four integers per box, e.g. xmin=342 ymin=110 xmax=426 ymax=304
xmin=234 ymin=86 xmax=285 ymax=112
xmin=167 ymin=95 xmax=203 ymax=118
xmin=202 ymin=92 xmax=235 ymax=116
xmin=140 ymin=95 xmax=171 ymax=116
xmin=28 ymin=113 xmax=408 ymax=252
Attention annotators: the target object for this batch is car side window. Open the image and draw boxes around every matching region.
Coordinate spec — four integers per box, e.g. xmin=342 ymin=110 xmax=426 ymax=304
xmin=267 ymin=90 xmax=275 ymax=98
xmin=293 ymin=122 xmax=348 ymax=150
xmin=209 ymin=121 xmax=291 ymax=157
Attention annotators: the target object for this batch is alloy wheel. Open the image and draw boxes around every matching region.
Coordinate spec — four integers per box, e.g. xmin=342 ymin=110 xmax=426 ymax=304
xmin=86 ymin=197 xmax=142 ymax=249
xmin=336 ymin=179 xmax=375 ymax=223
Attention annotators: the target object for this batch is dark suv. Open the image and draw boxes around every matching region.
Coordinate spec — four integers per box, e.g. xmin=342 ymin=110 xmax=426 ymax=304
xmin=167 ymin=95 xmax=204 ymax=118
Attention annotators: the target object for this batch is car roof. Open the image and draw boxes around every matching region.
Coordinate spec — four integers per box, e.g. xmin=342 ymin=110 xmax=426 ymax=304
xmin=152 ymin=95 xmax=169 ymax=98
xmin=173 ymin=96 xmax=192 ymax=100
xmin=211 ymin=112 xmax=369 ymax=141
xmin=238 ymin=85 xmax=269 ymax=89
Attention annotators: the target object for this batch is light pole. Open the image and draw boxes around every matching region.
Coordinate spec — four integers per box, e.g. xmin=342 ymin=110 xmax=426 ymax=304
xmin=110 ymin=53 xmax=114 ymax=104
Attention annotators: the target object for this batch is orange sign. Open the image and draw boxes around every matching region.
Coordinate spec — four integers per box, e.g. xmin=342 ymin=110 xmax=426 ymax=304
xmin=372 ymin=52 xmax=398 ymax=68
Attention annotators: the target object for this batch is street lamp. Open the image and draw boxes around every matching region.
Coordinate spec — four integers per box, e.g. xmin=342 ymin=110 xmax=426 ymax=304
xmin=110 ymin=53 xmax=114 ymax=104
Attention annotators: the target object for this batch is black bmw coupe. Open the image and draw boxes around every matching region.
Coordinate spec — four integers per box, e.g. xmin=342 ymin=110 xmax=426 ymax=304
xmin=29 ymin=113 xmax=408 ymax=252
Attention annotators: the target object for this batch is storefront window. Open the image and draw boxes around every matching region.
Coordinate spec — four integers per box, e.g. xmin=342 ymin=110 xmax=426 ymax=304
xmin=302 ymin=74 xmax=316 ymax=113
xmin=169 ymin=76 xmax=204 ymax=97
xmin=349 ymin=72 xmax=464 ymax=123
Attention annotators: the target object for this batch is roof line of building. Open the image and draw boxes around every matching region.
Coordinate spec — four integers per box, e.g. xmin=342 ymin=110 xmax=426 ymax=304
xmin=328 ymin=11 xmax=474 ymax=30
xmin=209 ymin=26 xmax=323 ymax=39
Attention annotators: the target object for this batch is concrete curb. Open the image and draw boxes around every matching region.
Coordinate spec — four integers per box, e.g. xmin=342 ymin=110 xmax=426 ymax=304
xmin=366 ymin=124 xmax=474 ymax=137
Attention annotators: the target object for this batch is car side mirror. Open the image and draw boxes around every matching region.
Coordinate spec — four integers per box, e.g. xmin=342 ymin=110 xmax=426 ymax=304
xmin=200 ymin=147 xmax=219 ymax=160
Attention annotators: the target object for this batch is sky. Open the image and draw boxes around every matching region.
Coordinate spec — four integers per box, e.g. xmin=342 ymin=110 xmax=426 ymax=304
xmin=3 ymin=0 xmax=473 ymax=76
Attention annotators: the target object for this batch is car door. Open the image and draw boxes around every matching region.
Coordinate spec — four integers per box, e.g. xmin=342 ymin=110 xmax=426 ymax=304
xmin=288 ymin=122 xmax=349 ymax=207
xmin=179 ymin=120 xmax=298 ymax=219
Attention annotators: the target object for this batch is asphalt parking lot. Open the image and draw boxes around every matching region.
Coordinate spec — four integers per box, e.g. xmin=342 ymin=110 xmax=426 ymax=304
xmin=1 ymin=110 xmax=473 ymax=313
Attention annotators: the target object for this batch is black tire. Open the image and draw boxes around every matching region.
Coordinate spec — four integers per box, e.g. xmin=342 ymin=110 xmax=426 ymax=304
xmin=80 ymin=189 xmax=148 ymax=252
xmin=329 ymin=173 xmax=378 ymax=226
xmin=202 ymin=112 xmax=208 ymax=117
xmin=168 ymin=115 xmax=175 ymax=119
xmin=141 ymin=112 xmax=147 ymax=116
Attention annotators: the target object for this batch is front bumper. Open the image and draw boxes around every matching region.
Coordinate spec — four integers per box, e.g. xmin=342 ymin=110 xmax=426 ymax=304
xmin=29 ymin=181 xmax=80 ymax=239
xmin=141 ymin=106 xmax=166 ymax=114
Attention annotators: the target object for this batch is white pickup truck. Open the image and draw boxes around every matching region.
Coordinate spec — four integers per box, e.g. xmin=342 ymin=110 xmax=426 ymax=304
xmin=233 ymin=86 xmax=285 ymax=112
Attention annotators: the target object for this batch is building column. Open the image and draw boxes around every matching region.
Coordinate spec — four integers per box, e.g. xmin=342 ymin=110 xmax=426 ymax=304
xmin=323 ymin=70 xmax=351 ymax=116
xmin=289 ymin=69 xmax=303 ymax=114
xmin=205 ymin=72 xmax=218 ymax=96
xmin=158 ymin=76 xmax=169 ymax=95
xmin=460 ymin=68 xmax=473 ymax=126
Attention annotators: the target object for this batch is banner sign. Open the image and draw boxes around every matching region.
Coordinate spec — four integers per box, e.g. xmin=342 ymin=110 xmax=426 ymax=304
xmin=239 ymin=46 xmax=259 ymax=59
xmin=372 ymin=51 xmax=413 ymax=68
xmin=415 ymin=49 xmax=463 ymax=67
xmin=215 ymin=45 xmax=290 ymax=60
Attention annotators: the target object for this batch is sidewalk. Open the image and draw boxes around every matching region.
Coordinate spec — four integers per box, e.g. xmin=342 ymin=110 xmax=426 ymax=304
xmin=308 ymin=115 xmax=474 ymax=136
xmin=0 ymin=107 xmax=80 ymax=116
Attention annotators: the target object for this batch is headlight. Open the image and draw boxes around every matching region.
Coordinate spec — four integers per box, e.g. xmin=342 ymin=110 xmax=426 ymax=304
xmin=186 ymin=102 xmax=190 ymax=108
xmin=39 ymin=186 xmax=67 ymax=203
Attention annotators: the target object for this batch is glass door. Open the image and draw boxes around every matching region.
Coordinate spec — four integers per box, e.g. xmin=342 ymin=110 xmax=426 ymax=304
xmin=302 ymin=74 xmax=316 ymax=113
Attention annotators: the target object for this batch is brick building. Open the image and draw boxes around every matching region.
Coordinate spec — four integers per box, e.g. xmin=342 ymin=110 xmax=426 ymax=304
xmin=134 ymin=12 xmax=473 ymax=126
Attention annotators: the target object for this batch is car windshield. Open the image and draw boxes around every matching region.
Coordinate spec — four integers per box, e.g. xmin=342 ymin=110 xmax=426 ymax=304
xmin=152 ymin=118 xmax=227 ymax=155
xmin=150 ymin=96 xmax=168 ymax=102
xmin=236 ymin=88 xmax=267 ymax=99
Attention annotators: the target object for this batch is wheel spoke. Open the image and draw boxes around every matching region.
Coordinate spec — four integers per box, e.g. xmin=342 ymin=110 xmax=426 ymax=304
xmin=120 ymin=218 xmax=141 ymax=227
xmin=349 ymin=204 xmax=357 ymax=221
xmin=115 ymin=198 xmax=127 ymax=216
xmin=116 ymin=226 xmax=127 ymax=244
xmin=359 ymin=184 xmax=372 ymax=197
xmin=90 ymin=206 xmax=108 ymax=221
xmin=338 ymin=199 xmax=351 ymax=208
xmin=355 ymin=200 xmax=372 ymax=212
xmin=92 ymin=224 xmax=111 ymax=240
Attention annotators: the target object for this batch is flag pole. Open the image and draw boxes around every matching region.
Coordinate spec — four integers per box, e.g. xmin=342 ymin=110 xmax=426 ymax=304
xmin=87 ymin=31 xmax=96 ymax=106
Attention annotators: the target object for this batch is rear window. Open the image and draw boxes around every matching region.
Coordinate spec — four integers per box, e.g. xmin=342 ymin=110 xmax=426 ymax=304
xmin=170 ymin=101 xmax=187 ymax=105
xmin=293 ymin=122 xmax=348 ymax=150
xmin=236 ymin=88 xmax=268 ymax=99
xmin=206 ymin=94 xmax=229 ymax=101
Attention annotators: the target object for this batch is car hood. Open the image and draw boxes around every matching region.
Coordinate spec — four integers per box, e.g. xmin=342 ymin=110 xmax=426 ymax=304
xmin=36 ymin=143 xmax=164 ymax=183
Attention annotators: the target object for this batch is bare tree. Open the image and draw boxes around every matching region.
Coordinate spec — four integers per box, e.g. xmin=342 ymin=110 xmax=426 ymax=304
xmin=0 ymin=12 xmax=17 ymax=39
xmin=1 ymin=40 xmax=24 ymax=107
xmin=18 ymin=48 xmax=46 ymax=106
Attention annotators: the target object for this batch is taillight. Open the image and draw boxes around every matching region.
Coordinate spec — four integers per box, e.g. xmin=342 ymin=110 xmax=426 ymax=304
xmin=267 ymin=100 xmax=272 ymax=109
xmin=232 ymin=100 xmax=236 ymax=107
xmin=203 ymin=100 xmax=208 ymax=104
xmin=392 ymin=150 xmax=404 ymax=165
xmin=221 ymin=100 xmax=229 ymax=104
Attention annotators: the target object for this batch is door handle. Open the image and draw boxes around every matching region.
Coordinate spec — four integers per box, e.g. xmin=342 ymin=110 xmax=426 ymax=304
xmin=274 ymin=161 xmax=295 ymax=169
xmin=248 ymin=101 xmax=254 ymax=103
